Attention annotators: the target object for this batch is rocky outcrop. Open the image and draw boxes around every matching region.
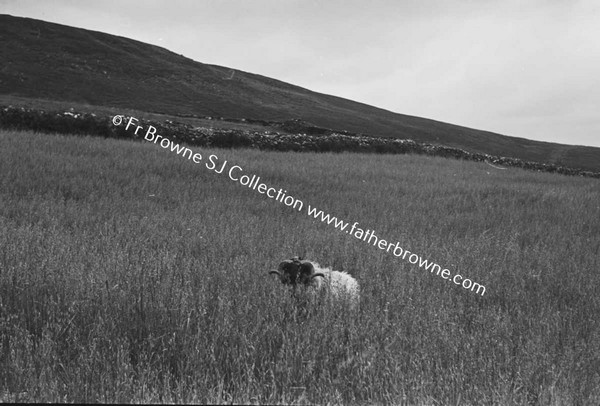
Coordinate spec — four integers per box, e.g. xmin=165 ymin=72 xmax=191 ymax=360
xmin=2 ymin=105 xmax=598 ymax=178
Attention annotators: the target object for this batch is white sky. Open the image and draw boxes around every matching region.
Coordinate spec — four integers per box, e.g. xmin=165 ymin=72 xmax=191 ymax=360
xmin=2 ymin=0 xmax=599 ymax=147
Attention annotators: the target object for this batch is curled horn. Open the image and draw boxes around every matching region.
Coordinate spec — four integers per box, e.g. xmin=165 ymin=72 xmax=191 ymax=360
xmin=311 ymin=273 xmax=325 ymax=279
xmin=270 ymin=260 xmax=293 ymax=277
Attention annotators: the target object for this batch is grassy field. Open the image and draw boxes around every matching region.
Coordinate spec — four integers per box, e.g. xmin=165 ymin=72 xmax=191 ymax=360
xmin=1 ymin=129 xmax=599 ymax=404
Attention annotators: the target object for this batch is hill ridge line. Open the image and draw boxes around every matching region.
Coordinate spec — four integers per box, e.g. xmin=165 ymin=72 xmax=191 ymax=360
xmin=2 ymin=14 xmax=599 ymax=171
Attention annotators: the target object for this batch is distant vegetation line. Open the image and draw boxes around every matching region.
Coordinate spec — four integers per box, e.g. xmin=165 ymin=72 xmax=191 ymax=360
xmin=2 ymin=105 xmax=599 ymax=179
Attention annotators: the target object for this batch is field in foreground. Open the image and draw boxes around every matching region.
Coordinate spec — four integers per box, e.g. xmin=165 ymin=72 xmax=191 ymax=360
xmin=1 ymin=130 xmax=599 ymax=405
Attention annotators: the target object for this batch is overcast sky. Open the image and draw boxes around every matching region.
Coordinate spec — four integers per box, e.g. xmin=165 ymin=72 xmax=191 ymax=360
xmin=3 ymin=0 xmax=599 ymax=147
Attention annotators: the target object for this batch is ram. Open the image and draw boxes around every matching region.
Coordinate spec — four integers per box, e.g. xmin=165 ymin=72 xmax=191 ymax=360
xmin=268 ymin=256 xmax=360 ymax=308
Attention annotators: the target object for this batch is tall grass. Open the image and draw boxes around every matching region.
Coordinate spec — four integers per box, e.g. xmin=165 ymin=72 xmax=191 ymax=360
xmin=1 ymin=129 xmax=599 ymax=404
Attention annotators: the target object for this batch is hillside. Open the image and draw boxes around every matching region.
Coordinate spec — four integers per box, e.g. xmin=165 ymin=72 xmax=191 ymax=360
xmin=1 ymin=14 xmax=600 ymax=172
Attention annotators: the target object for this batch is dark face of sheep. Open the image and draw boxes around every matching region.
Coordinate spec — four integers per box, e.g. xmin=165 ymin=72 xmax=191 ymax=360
xmin=269 ymin=257 xmax=324 ymax=287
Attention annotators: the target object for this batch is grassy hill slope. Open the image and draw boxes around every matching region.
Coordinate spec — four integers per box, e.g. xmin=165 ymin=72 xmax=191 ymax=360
xmin=2 ymin=14 xmax=600 ymax=171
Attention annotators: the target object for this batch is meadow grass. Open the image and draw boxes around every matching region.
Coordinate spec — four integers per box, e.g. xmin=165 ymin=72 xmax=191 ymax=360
xmin=0 ymin=129 xmax=599 ymax=404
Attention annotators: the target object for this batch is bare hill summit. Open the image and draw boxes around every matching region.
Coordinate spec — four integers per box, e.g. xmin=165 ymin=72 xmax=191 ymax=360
xmin=1 ymin=14 xmax=599 ymax=172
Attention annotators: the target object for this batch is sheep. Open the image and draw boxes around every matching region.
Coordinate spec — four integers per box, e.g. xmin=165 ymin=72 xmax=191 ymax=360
xmin=268 ymin=256 xmax=360 ymax=308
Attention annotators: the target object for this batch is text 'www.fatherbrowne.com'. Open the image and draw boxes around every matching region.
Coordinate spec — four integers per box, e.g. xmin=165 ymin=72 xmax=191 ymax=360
xmin=114 ymin=115 xmax=486 ymax=296
xmin=305 ymin=207 xmax=486 ymax=296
